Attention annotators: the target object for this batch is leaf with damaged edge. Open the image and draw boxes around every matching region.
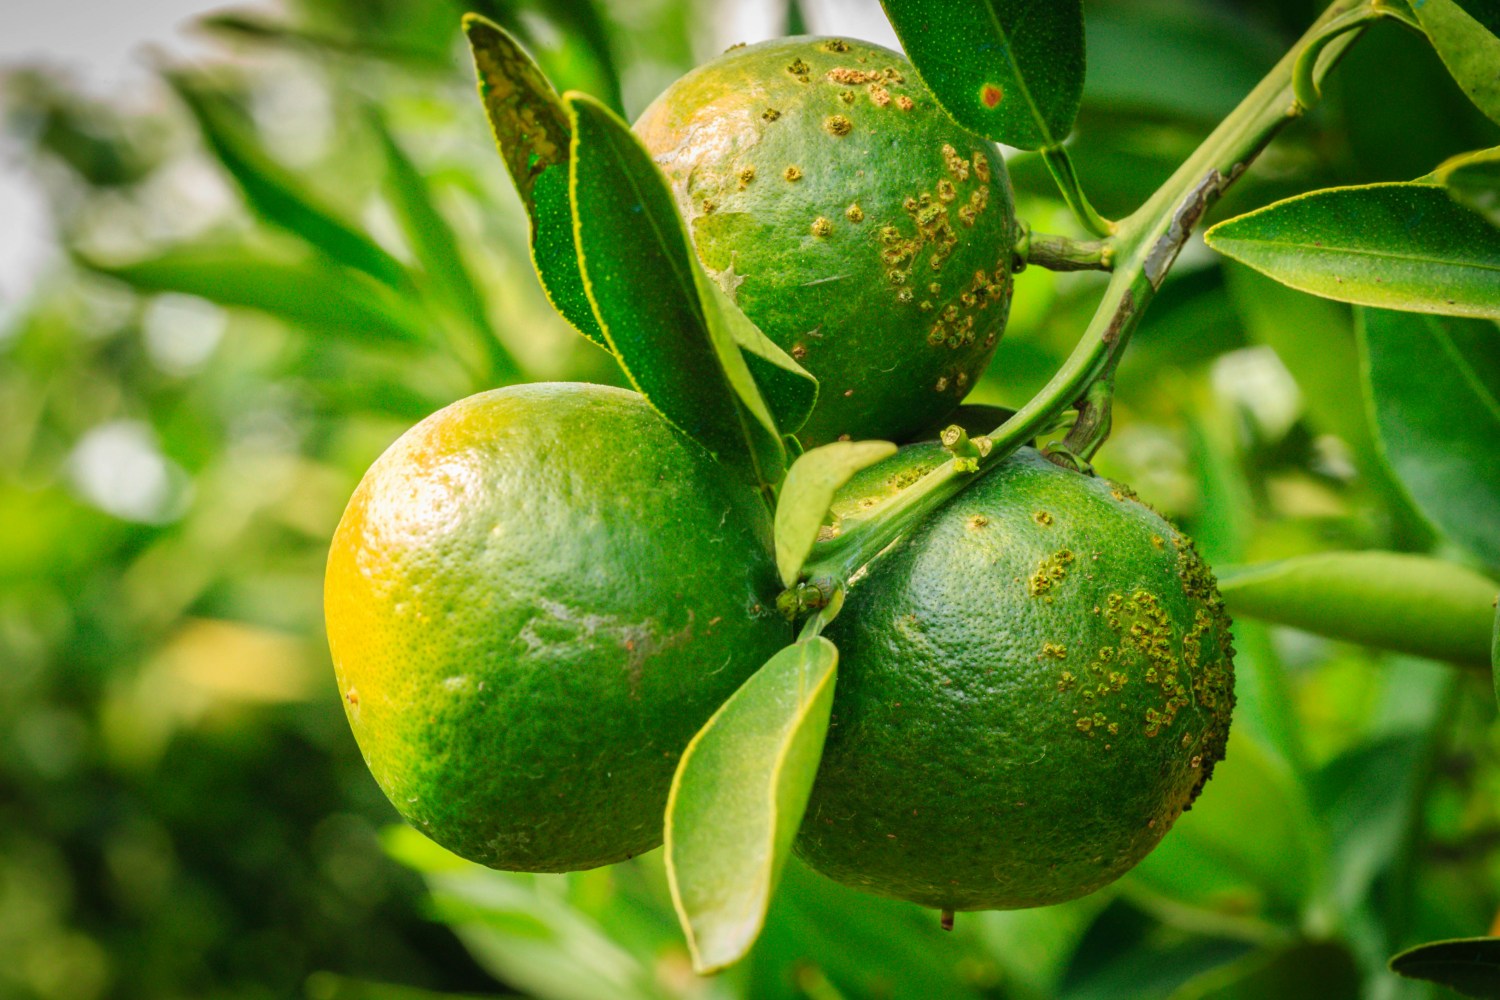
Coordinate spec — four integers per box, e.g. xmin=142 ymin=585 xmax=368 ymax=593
xmin=1217 ymin=552 xmax=1498 ymax=667
xmin=879 ymin=0 xmax=1084 ymax=150
xmin=775 ymin=441 xmax=898 ymax=587
xmin=666 ymin=638 xmax=838 ymax=974
xmin=462 ymin=15 xmax=604 ymax=347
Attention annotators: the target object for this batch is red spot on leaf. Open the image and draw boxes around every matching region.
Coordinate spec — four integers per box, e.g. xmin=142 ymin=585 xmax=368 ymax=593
xmin=980 ymin=83 xmax=1003 ymax=108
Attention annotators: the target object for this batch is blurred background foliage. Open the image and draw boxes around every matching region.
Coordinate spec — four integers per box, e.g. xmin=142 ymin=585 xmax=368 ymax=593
xmin=1 ymin=0 xmax=1498 ymax=997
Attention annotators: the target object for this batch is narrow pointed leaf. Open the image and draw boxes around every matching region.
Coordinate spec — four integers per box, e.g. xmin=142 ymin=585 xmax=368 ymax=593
xmin=1360 ymin=307 xmax=1500 ymax=573
xmin=565 ymin=92 xmax=786 ymax=488
xmin=1205 ymin=183 xmax=1500 ymax=318
xmin=368 ymin=109 xmax=518 ymax=379
xmin=1390 ymin=938 xmax=1500 ymax=998
xmin=86 ymin=247 xmax=427 ymax=346
xmin=706 ymin=279 xmax=818 ymax=439
xmin=1492 ymin=599 xmax=1499 ymax=710
xmin=666 ymin=637 xmax=838 ymax=974
xmin=165 ymin=74 xmax=410 ymax=290
xmin=1217 ymin=552 xmax=1498 ymax=667
xmin=1437 ymin=146 xmax=1500 ymax=227
xmin=775 ymin=441 xmax=898 ymax=587
xmin=1413 ymin=0 xmax=1500 ymax=125
xmin=467 ymin=0 xmax=625 ymax=115
xmin=462 ymin=15 xmax=604 ymax=347
xmin=879 ymin=0 xmax=1084 ymax=150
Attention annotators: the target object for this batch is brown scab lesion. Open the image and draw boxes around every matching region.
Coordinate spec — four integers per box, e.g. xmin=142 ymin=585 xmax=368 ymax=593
xmin=737 ymin=166 xmax=756 ymax=189
xmin=1028 ymin=549 xmax=1076 ymax=597
xmin=820 ymin=39 xmax=850 ymax=53
xmin=824 ymin=114 xmax=853 ymax=136
xmin=762 ymin=108 xmax=782 ymax=123
xmin=811 ymin=216 xmax=834 ymax=238
xmin=1034 ymin=510 xmax=1054 ymax=527
xmin=845 ymin=203 xmax=864 ymax=223
xmin=895 ymin=94 xmax=915 ymax=111
xmin=827 ymin=67 xmax=883 ymax=85
xmin=783 ymin=165 xmax=803 ymax=181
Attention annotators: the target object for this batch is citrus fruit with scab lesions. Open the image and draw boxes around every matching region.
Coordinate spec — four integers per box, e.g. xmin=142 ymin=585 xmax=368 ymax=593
xmin=324 ymin=382 xmax=789 ymax=872
xmin=797 ymin=443 xmax=1236 ymax=911
xmin=635 ymin=36 xmax=1018 ymax=447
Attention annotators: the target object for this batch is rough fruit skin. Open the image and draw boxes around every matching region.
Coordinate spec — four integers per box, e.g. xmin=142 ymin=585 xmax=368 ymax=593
xmin=325 ymin=383 xmax=788 ymax=872
xmin=798 ymin=445 xmax=1235 ymax=911
xmin=635 ymin=37 xmax=1017 ymax=447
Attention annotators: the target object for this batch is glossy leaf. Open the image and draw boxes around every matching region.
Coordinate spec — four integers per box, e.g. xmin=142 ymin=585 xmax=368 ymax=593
xmin=879 ymin=0 xmax=1085 ymax=150
xmin=709 ymin=280 xmax=818 ymax=441
xmin=1205 ymin=183 xmax=1500 ymax=318
xmin=1413 ymin=0 xmax=1500 ymax=125
xmin=368 ymin=109 xmax=518 ymax=380
xmin=1437 ymin=146 xmax=1500 ymax=227
xmin=566 ymin=92 xmax=788 ymax=489
xmin=775 ymin=441 xmax=897 ymax=587
xmin=462 ymin=15 xmax=604 ymax=347
xmin=87 ymin=247 xmax=427 ymax=346
xmin=164 ymin=73 xmax=410 ymax=291
xmin=1360 ymin=307 xmax=1500 ymax=574
xmin=665 ymin=638 xmax=838 ymax=974
xmin=1167 ymin=941 xmax=1361 ymax=1000
xmin=1218 ymin=552 xmax=1498 ymax=667
xmin=1390 ymin=937 xmax=1500 ymax=998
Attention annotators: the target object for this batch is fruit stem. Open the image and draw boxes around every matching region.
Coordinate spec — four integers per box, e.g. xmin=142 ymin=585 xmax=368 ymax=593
xmin=797 ymin=0 xmax=1373 ymax=593
xmin=1040 ymin=145 xmax=1116 ymax=238
xmin=1017 ymin=226 xmax=1114 ymax=273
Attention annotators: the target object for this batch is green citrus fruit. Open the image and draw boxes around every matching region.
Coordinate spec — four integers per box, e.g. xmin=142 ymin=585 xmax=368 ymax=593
xmin=797 ymin=444 xmax=1236 ymax=911
xmin=635 ymin=36 xmax=1018 ymax=447
xmin=324 ymin=382 xmax=788 ymax=872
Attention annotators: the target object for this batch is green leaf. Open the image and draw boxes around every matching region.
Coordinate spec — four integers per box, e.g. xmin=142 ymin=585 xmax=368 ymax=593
xmin=466 ymin=0 xmax=625 ymax=116
xmin=462 ymin=15 xmax=605 ymax=348
xmin=367 ymin=108 xmax=518 ymax=380
xmin=879 ymin=0 xmax=1085 ymax=150
xmin=1359 ymin=307 xmax=1500 ymax=574
xmin=710 ymin=281 xmax=818 ymax=441
xmin=1413 ymin=0 xmax=1500 ymax=125
xmin=1390 ymin=937 xmax=1500 ymax=998
xmin=164 ymin=73 xmax=409 ymax=291
xmin=565 ymin=92 xmax=787 ymax=489
xmin=1204 ymin=183 xmax=1500 ymax=319
xmin=1437 ymin=146 xmax=1500 ymax=227
xmin=1168 ymin=941 xmax=1361 ymax=1000
xmin=1493 ymin=598 xmax=1499 ymax=709
xmin=775 ymin=441 xmax=897 ymax=587
xmin=1217 ymin=552 xmax=1498 ymax=667
xmin=665 ymin=638 xmax=838 ymax=974
xmin=86 ymin=247 xmax=427 ymax=346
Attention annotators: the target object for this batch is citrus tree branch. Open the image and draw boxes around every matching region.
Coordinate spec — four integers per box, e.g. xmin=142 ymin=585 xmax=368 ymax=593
xmin=797 ymin=0 xmax=1373 ymax=593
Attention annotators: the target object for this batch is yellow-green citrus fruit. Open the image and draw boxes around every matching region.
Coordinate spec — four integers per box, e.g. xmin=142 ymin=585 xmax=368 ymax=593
xmin=325 ymin=383 xmax=788 ymax=872
xmin=635 ymin=37 xmax=1018 ymax=447
xmin=798 ymin=444 xmax=1235 ymax=911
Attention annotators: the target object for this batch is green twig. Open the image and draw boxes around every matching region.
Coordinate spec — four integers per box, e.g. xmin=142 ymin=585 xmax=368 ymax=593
xmin=1016 ymin=225 xmax=1114 ymax=272
xmin=796 ymin=0 xmax=1373 ymax=594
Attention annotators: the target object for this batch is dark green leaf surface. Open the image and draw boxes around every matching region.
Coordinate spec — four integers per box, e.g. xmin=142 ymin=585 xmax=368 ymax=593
xmin=1205 ymin=183 xmax=1500 ymax=318
xmin=774 ymin=441 xmax=897 ymax=587
xmin=1167 ymin=941 xmax=1361 ymax=1000
xmin=165 ymin=74 xmax=409 ymax=290
xmin=1414 ymin=0 xmax=1500 ymax=125
xmin=463 ymin=15 xmax=604 ymax=347
xmin=88 ymin=248 xmax=427 ymax=346
xmin=666 ymin=638 xmax=838 ymax=974
xmin=1438 ymin=146 xmax=1500 ymax=227
xmin=1360 ymin=307 xmax=1500 ymax=573
xmin=1390 ymin=937 xmax=1500 ymax=998
xmin=704 ymin=280 xmax=818 ymax=444
xmin=1492 ymin=598 xmax=1499 ymax=709
xmin=566 ymin=92 xmax=786 ymax=488
xmin=879 ymin=0 xmax=1084 ymax=150
xmin=1218 ymin=552 xmax=1498 ymax=666
xmin=1452 ymin=0 xmax=1500 ymax=36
